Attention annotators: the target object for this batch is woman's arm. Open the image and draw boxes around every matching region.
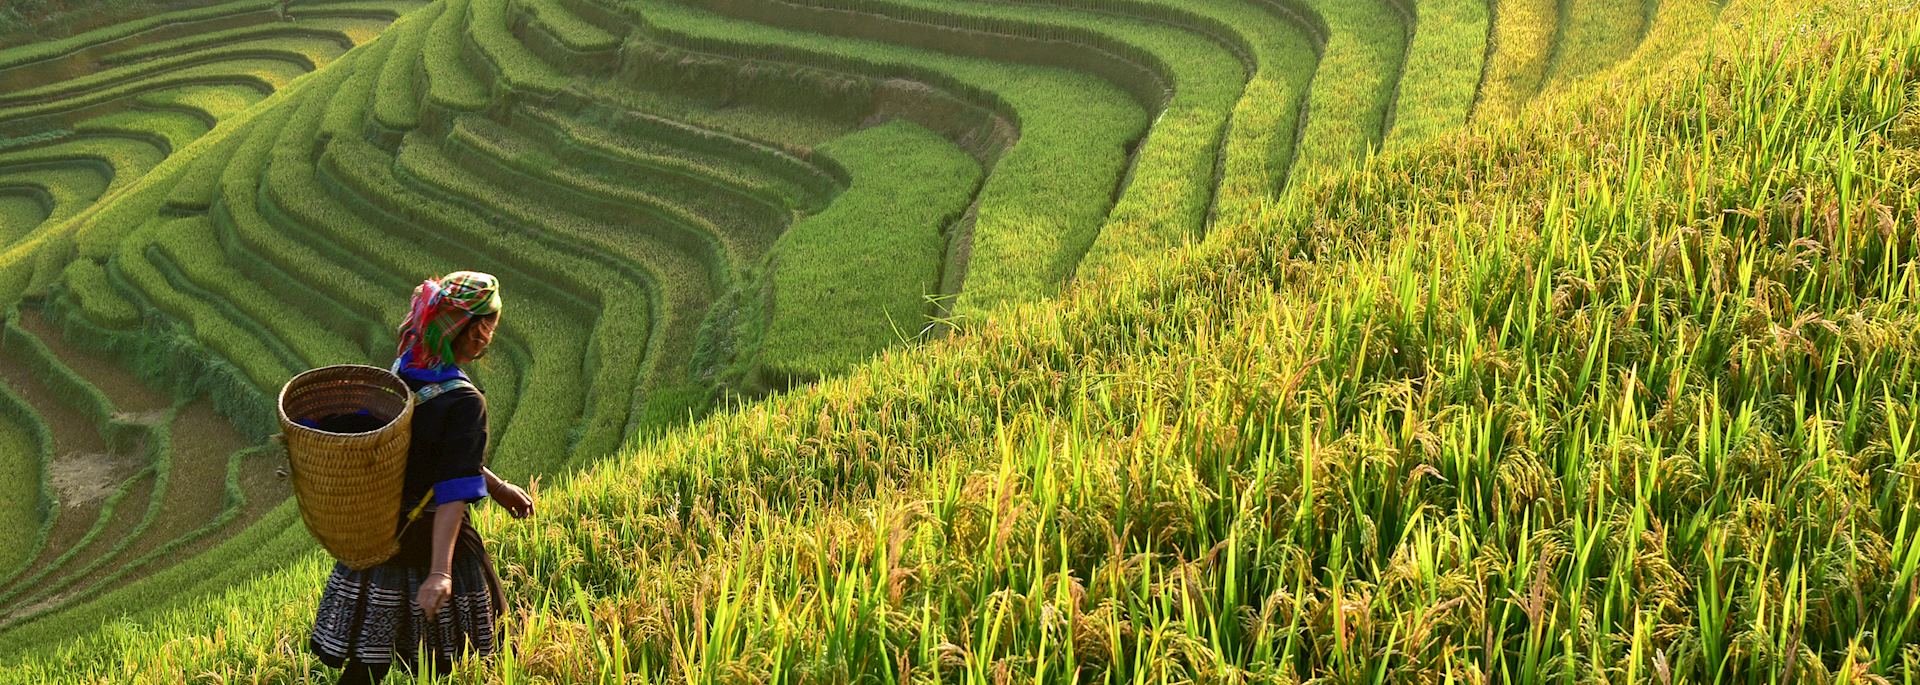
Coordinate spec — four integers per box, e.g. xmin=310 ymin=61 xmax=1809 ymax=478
xmin=416 ymin=501 xmax=466 ymax=619
xmin=482 ymin=467 xmax=535 ymax=518
xmin=482 ymin=467 xmax=503 ymax=492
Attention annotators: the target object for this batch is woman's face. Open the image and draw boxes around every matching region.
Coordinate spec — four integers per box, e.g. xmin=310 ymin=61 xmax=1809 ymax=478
xmin=453 ymin=315 xmax=498 ymax=363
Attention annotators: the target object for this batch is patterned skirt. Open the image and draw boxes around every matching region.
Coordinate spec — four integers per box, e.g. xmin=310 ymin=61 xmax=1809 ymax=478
xmin=309 ymin=519 xmax=504 ymax=668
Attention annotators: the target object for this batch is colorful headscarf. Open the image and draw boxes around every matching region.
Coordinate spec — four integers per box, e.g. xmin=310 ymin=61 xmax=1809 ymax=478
xmin=395 ymin=271 xmax=502 ymax=374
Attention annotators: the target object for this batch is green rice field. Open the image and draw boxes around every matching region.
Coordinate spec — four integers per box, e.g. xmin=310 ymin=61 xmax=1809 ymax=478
xmin=0 ymin=0 xmax=1915 ymax=681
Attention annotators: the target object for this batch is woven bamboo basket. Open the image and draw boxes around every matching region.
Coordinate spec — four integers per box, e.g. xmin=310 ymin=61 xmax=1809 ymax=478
xmin=277 ymin=364 xmax=414 ymax=569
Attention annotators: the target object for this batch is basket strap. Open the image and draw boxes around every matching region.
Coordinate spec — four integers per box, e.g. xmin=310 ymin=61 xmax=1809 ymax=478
xmin=389 ymin=479 xmax=438 ymax=556
xmin=404 ymin=488 xmax=435 ymax=524
xmin=414 ymin=378 xmax=475 ymax=404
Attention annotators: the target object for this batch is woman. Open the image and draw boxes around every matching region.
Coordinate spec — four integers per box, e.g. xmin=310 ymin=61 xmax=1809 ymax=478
xmin=309 ymin=271 xmax=536 ymax=684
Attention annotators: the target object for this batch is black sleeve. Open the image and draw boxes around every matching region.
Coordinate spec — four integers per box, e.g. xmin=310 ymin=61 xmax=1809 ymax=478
xmin=429 ymin=390 xmax=489 ymax=505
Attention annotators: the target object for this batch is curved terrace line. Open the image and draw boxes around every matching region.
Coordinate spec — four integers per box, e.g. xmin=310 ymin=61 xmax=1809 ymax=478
xmin=97 ymin=24 xmax=364 ymax=66
xmin=126 ymin=101 xmax=222 ymax=132
xmin=633 ymin=0 xmax=1150 ymax=311
xmin=0 ymin=131 xmax=168 ymax=167
xmin=0 ymin=185 xmax=56 ymax=219
xmin=0 ymin=66 xmax=298 ymax=128
xmin=715 ymin=0 xmax=1176 ymax=107
xmin=0 ymin=5 xmax=281 ymax=79
xmin=810 ymin=0 xmax=1254 ymax=281
xmin=0 ymin=49 xmax=324 ymax=108
xmin=1009 ymin=0 xmax=1303 ymax=221
xmin=1376 ymin=0 xmax=1416 ymax=140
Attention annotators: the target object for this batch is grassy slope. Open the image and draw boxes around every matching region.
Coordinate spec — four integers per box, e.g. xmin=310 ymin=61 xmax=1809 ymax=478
xmin=1475 ymin=0 xmax=1556 ymax=119
xmin=0 ymin=392 xmax=45 ymax=579
xmin=757 ymin=121 xmax=982 ymax=381
xmin=1541 ymin=0 xmax=1645 ymax=91
xmin=1387 ymin=0 xmax=1490 ymax=144
xmin=7 ymin=0 xmax=1917 ymax=681
xmin=0 ymin=190 xmax=54 ymax=246
xmin=635 ymin=1 xmax=1148 ymax=315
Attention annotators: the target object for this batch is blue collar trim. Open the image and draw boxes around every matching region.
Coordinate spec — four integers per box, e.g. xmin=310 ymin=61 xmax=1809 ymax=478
xmin=392 ymin=351 xmax=469 ymax=385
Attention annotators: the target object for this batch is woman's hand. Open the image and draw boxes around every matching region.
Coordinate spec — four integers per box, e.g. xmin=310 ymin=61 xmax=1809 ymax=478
xmin=423 ymin=504 xmax=463 ymax=619
xmin=416 ymin=572 xmax=453 ymax=619
xmin=493 ymin=480 xmax=534 ymax=519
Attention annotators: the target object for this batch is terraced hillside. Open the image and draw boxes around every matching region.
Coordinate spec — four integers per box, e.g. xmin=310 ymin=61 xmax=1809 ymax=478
xmin=0 ymin=0 xmax=1737 ymax=666
xmin=0 ymin=0 xmax=418 ymax=635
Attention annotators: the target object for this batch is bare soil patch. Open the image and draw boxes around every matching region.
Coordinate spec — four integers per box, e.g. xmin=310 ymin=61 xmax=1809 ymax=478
xmin=45 ymin=451 xmax=118 ymax=508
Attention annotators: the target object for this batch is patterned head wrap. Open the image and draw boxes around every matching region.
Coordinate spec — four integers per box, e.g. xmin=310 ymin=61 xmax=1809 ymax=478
xmin=395 ymin=271 xmax=502 ymax=371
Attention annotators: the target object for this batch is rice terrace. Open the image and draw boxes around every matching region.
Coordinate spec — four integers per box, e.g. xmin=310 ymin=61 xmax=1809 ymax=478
xmin=0 ymin=0 xmax=1912 ymax=680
